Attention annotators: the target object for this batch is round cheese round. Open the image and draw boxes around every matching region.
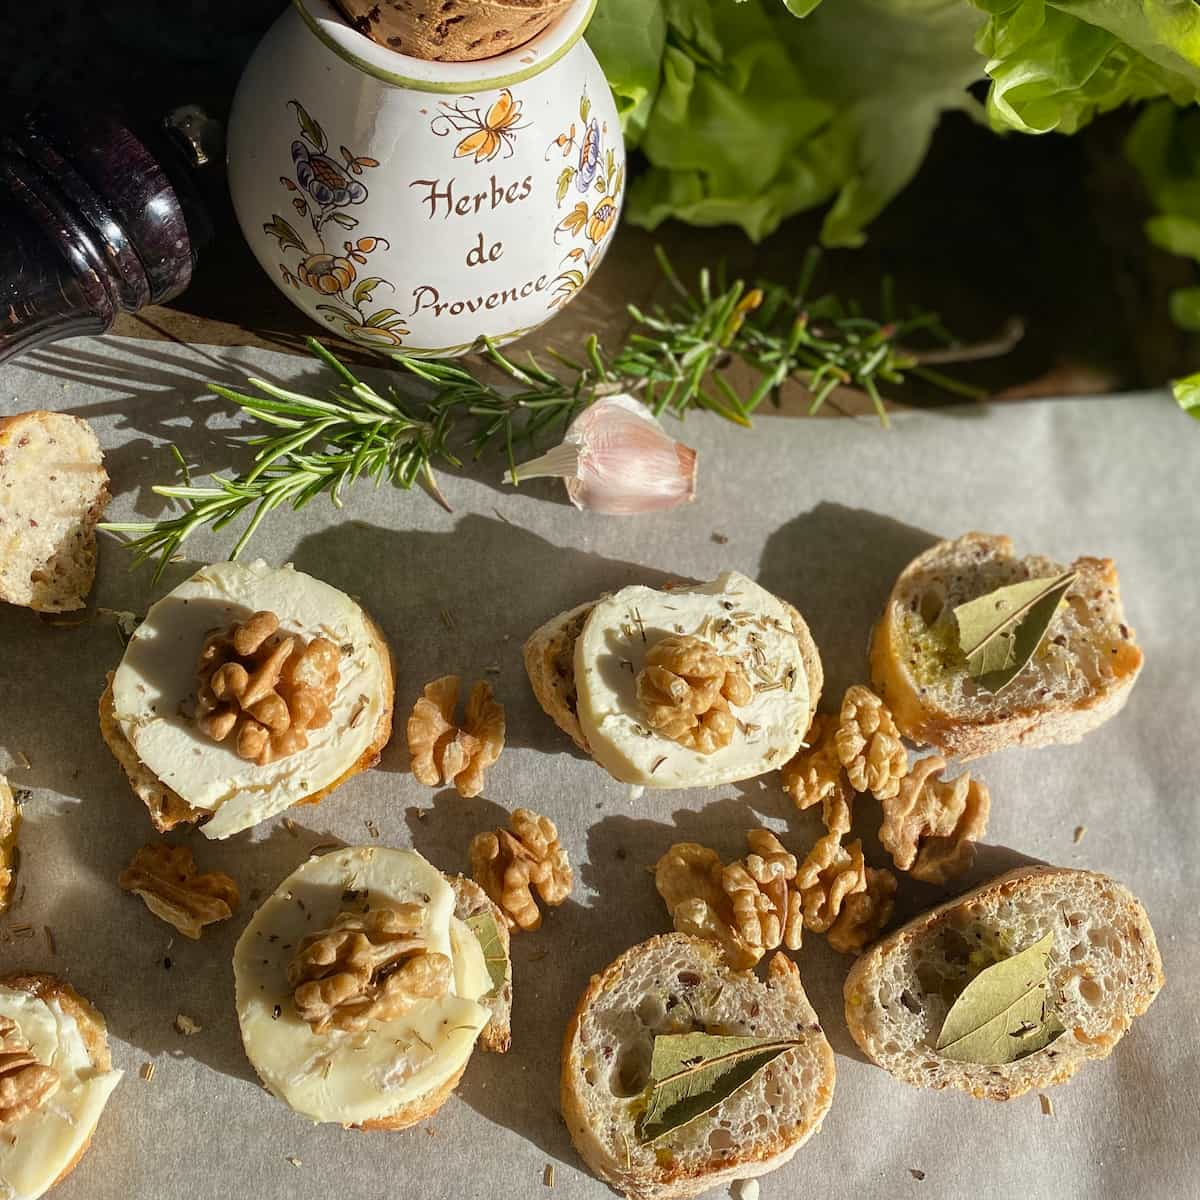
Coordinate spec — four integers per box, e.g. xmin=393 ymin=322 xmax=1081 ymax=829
xmin=233 ymin=847 xmax=490 ymax=1127
xmin=111 ymin=560 xmax=391 ymax=839
xmin=0 ymin=986 xmax=122 ymax=1200
xmin=574 ymin=571 xmax=811 ymax=788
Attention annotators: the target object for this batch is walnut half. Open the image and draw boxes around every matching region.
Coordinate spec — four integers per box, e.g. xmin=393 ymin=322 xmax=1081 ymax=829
xmin=636 ymin=634 xmax=752 ymax=753
xmin=0 ymin=1016 xmax=58 ymax=1125
xmin=836 ymin=685 xmax=908 ymax=801
xmin=879 ymin=755 xmax=990 ymax=884
xmin=118 ymin=843 xmax=239 ymax=939
xmin=288 ymin=905 xmax=450 ymax=1034
xmin=407 ymin=676 xmax=505 ymax=798
xmin=656 ymin=830 xmax=803 ymax=967
xmin=469 ymin=808 xmax=572 ymax=931
xmin=195 ymin=610 xmax=341 ymax=766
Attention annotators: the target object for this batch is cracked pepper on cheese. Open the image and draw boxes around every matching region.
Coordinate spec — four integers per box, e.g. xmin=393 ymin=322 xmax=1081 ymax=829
xmin=110 ymin=560 xmax=390 ymax=839
xmin=233 ymin=847 xmax=491 ymax=1126
xmin=574 ymin=571 xmax=812 ymax=788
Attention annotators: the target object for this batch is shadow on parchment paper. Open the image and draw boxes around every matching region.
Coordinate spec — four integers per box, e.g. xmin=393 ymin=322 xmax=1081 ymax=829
xmin=757 ymin=502 xmax=941 ymax=705
xmin=290 ymin=515 xmax=678 ymax=763
xmin=37 ymin=794 xmax=350 ymax=1085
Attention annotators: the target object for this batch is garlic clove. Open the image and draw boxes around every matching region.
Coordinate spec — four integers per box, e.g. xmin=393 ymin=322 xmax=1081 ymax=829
xmin=509 ymin=395 xmax=697 ymax=515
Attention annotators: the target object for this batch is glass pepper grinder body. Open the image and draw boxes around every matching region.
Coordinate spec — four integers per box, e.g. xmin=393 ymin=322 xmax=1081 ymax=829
xmin=0 ymin=104 xmax=213 ymax=362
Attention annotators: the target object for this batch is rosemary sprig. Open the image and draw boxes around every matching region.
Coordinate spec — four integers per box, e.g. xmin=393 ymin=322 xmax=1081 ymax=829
xmin=101 ymin=341 xmax=459 ymax=580
xmin=104 ymin=248 xmax=1003 ymax=575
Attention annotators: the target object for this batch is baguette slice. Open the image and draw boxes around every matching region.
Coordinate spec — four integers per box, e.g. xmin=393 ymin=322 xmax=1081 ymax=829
xmin=844 ymin=865 xmax=1163 ymax=1101
xmin=450 ymin=875 xmax=512 ymax=1054
xmin=525 ymin=592 xmax=823 ymax=756
xmin=1 ymin=972 xmax=118 ymax=1194
xmin=562 ymin=934 xmax=835 ymax=1200
xmin=0 ymin=411 xmax=110 ymax=612
xmin=870 ymin=532 xmax=1142 ymax=759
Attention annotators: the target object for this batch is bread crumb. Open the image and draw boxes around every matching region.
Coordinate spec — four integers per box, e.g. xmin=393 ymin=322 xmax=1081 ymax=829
xmin=733 ymin=1181 xmax=759 ymax=1200
xmin=1073 ymin=825 xmax=1086 ymax=844
xmin=283 ymin=818 xmax=300 ymax=838
xmin=174 ymin=1014 xmax=202 ymax=1036
xmin=286 ymin=1155 xmax=302 ymax=1168
xmin=1039 ymin=1094 xmax=1054 ymax=1116
xmin=140 ymin=1061 xmax=156 ymax=1082
xmin=365 ymin=819 xmax=380 ymax=839
xmin=543 ymin=1164 xmax=555 ymax=1187
xmin=712 ymin=531 xmax=729 ymax=545
xmin=910 ymin=1169 xmax=926 ymax=1181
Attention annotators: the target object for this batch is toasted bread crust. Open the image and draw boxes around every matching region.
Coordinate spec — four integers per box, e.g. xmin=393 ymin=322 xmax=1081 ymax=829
xmin=99 ymin=610 xmax=395 ymax=833
xmin=450 ymin=874 xmax=513 ymax=1054
xmin=561 ymin=935 xmax=835 ymax=1200
xmin=870 ymin=533 xmax=1143 ymax=760
xmin=844 ymin=866 xmax=1164 ymax=1101
xmin=1 ymin=972 xmax=113 ymax=1189
xmin=523 ymin=599 xmax=596 ymax=752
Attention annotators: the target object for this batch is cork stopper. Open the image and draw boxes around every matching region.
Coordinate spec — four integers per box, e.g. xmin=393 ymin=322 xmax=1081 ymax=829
xmin=334 ymin=0 xmax=575 ymax=62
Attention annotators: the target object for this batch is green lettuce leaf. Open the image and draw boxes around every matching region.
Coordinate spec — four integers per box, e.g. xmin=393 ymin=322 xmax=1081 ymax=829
xmin=588 ymin=0 xmax=1200 ymax=246
xmin=1173 ymin=371 xmax=1200 ymax=417
xmin=601 ymin=0 xmax=985 ymax=245
xmin=585 ymin=0 xmax=666 ymax=145
xmin=1126 ymin=99 xmax=1200 ymax=329
xmin=973 ymin=1 xmax=1200 ymax=134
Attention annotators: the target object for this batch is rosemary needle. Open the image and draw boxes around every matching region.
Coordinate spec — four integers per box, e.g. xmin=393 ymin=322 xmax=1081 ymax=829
xmin=103 ymin=248 xmax=998 ymax=575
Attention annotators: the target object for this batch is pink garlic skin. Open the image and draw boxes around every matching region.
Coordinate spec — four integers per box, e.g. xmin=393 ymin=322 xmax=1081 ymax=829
xmin=566 ymin=396 xmax=697 ymax=514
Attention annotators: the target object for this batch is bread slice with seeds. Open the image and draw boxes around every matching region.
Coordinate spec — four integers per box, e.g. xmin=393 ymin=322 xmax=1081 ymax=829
xmin=0 ymin=411 xmax=110 ymax=612
xmin=843 ymin=865 xmax=1163 ymax=1101
xmin=561 ymin=933 xmax=835 ymax=1200
xmin=870 ymin=532 xmax=1142 ymax=760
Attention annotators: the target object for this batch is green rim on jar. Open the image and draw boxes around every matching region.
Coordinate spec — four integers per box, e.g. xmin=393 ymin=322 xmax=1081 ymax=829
xmin=292 ymin=0 xmax=600 ymax=94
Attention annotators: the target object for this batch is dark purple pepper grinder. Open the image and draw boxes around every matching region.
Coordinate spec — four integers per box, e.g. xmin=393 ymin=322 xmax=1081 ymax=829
xmin=0 ymin=104 xmax=216 ymax=362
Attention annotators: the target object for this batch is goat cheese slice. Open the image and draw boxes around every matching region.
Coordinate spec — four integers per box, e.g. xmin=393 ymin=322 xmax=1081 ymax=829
xmin=574 ymin=571 xmax=810 ymax=788
xmin=0 ymin=987 xmax=122 ymax=1200
xmin=110 ymin=560 xmax=390 ymax=839
xmin=233 ymin=847 xmax=490 ymax=1126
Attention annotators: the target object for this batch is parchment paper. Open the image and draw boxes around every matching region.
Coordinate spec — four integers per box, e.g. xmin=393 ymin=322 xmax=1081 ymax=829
xmin=0 ymin=334 xmax=1196 ymax=1200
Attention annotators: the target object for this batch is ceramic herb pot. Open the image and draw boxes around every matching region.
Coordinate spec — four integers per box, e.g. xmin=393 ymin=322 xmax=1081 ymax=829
xmin=227 ymin=0 xmax=624 ymax=356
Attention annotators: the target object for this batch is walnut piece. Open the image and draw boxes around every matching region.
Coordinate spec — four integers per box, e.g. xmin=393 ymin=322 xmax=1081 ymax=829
xmin=827 ymin=866 xmax=897 ymax=955
xmin=0 ymin=1015 xmax=58 ymax=1124
xmin=795 ymin=834 xmax=867 ymax=933
xmin=288 ymin=905 xmax=450 ymax=1033
xmin=0 ymin=776 xmax=19 ymax=913
xmin=118 ymin=843 xmax=239 ymax=939
xmin=469 ymin=808 xmax=571 ymax=931
xmin=636 ymin=634 xmax=752 ymax=753
xmin=655 ymin=831 xmax=803 ymax=967
xmin=195 ymin=610 xmax=341 ymax=766
xmin=722 ymin=830 xmax=804 ymax=955
xmin=781 ymin=714 xmax=854 ymax=835
xmin=835 ymin=685 xmax=908 ymax=801
xmin=407 ymin=676 xmax=505 ymax=798
xmin=879 ymin=755 xmax=990 ymax=884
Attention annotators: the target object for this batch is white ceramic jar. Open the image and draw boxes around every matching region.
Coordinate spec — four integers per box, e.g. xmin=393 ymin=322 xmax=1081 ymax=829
xmin=227 ymin=0 xmax=623 ymax=356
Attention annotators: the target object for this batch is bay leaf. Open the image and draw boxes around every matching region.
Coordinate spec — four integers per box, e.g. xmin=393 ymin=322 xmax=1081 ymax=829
xmin=465 ymin=911 xmax=507 ymax=997
xmin=935 ymin=932 xmax=1065 ymax=1064
xmin=953 ymin=570 xmax=1077 ymax=694
xmin=638 ymin=1033 xmax=802 ymax=1143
